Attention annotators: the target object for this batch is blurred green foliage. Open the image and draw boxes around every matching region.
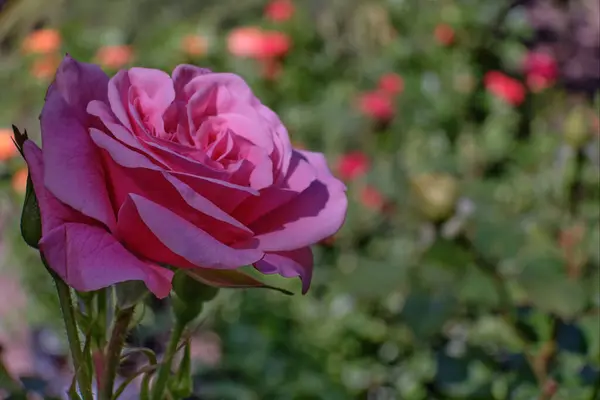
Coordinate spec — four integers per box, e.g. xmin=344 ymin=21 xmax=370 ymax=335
xmin=1 ymin=0 xmax=599 ymax=399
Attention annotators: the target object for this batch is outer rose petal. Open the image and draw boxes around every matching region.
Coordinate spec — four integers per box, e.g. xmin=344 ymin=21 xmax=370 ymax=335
xmin=249 ymin=151 xmax=347 ymax=251
xmin=254 ymin=247 xmax=313 ymax=294
xmin=40 ymin=223 xmax=173 ymax=298
xmin=23 ymin=140 xmax=89 ymax=235
xmin=118 ymin=194 xmax=263 ymax=269
xmin=41 ymin=56 xmax=116 ymax=230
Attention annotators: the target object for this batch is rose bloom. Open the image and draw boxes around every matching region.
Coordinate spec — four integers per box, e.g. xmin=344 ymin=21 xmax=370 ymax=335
xmin=22 ymin=28 xmax=61 ymax=54
xmin=181 ymin=35 xmax=208 ymax=57
xmin=523 ymin=51 xmax=558 ymax=92
xmin=337 ymin=151 xmax=370 ymax=180
xmin=378 ymin=73 xmax=404 ymax=96
xmin=0 ymin=128 xmax=18 ymax=161
xmin=227 ymin=27 xmax=291 ymax=59
xmin=484 ymin=71 xmax=526 ymax=106
xmin=95 ymin=45 xmax=133 ymax=69
xmin=357 ymin=90 xmax=395 ymax=121
xmin=434 ymin=23 xmax=454 ymax=46
xmin=265 ymin=0 xmax=295 ymax=22
xmin=21 ymin=56 xmax=347 ymax=297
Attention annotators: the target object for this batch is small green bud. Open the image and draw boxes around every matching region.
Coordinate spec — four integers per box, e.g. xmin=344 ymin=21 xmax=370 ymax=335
xmin=20 ymin=174 xmax=42 ymax=249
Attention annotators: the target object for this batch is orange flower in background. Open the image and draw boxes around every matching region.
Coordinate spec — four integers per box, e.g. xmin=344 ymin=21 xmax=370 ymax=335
xmin=0 ymin=128 xmax=17 ymax=161
xmin=357 ymin=90 xmax=395 ymax=121
xmin=434 ymin=23 xmax=455 ymax=46
xmin=227 ymin=27 xmax=290 ymax=59
xmin=378 ymin=73 xmax=404 ymax=96
xmin=30 ymin=54 xmax=60 ymax=80
xmin=265 ymin=0 xmax=295 ymax=22
xmin=21 ymin=28 xmax=61 ymax=54
xmin=181 ymin=34 xmax=208 ymax=57
xmin=337 ymin=152 xmax=370 ymax=181
xmin=523 ymin=51 xmax=558 ymax=92
xmin=12 ymin=167 xmax=28 ymax=194
xmin=95 ymin=45 xmax=133 ymax=69
xmin=484 ymin=71 xmax=526 ymax=106
xmin=360 ymin=185 xmax=385 ymax=211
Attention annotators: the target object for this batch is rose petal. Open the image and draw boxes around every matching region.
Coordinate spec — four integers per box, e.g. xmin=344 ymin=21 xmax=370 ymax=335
xmin=40 ymin=222 xmax=173 ymax=298
xmin=41 ymin=58 xmax=116 ymax=230
xmin=89 ymin=128 xmax=258 ymax=213
xmin=249 ymin=152 xmax=347 ymax=251
xmin=23 ymin=140 xmax=89 ymax=235
xmin=233 ymin=150 xmax=315 ymax=225
xmin=117 ymin=194 xmax=263 ymax=269
xmin=254 ymin=247 xmax=313 ymax=294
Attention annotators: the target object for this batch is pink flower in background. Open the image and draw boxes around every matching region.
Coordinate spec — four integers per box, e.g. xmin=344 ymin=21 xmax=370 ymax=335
xmin=265 ymin=0 xmax=295 ymax=22
xmin=337 ymin=152 xmax=370 ymax=181
xmin=227 ymin=27 xmax=291 ymax=59
xmin=523 ymin=51 xmax=558 ymax=92
xmin=434 ymin=23 xmax=455 ymax=46
xmin=23 ymin=56 xmax=347 ymax=297
xmin=484 ymin=71 xmax=526 ymax=106
xmin=378 ymin=73 xmax=404 ymax=96
xmin=357 ymin=90 xmax=395 ymax=121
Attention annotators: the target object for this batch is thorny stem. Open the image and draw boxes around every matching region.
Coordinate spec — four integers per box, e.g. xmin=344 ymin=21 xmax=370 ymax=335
xmin=101 ymin=306 xmax=135 ymax=400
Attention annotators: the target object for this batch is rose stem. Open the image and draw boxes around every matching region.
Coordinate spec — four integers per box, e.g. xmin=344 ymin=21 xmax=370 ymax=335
xmin=101 ymin=306 xmax=135 ymax=400
xmin=150 ymin=321 xmax=185 ymax=400
xmin=52 ymin=274 xmax=94 ymax=400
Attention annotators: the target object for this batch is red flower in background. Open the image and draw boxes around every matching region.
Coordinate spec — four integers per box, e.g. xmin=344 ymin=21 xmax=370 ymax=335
xmin=378 ymin=73 xmax=404 ymax=96
xmin=360 ymin=185 xmax=385 ymax=211
xmin=434 ymin=24 xmax=455 ymax=46
xmin=261 ymin=58 xmax=283 ymax=80
xmin=337 ymin=152 xmax=370 ymax=180
xmin=265 ymin=0 xmax=295 ymax=22
xmin=484 ymin=71 xmax=526 ymax=106
xmin=228 ymin=27 xmax=291 ymax=59
xmin=523 ymin=51 xmax=558 ymax=92
xmin=357 ymin=90 xmax=395 ymax=121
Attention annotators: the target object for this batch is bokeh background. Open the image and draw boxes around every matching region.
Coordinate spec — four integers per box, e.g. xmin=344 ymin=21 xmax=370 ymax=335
xmin=1 ymin=0 xmax=600 ymax=399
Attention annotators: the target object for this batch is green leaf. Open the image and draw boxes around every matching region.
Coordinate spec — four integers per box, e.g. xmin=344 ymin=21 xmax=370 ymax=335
xmin=182 ymin=268 xmax=294 ymax=295
xmin=518 ymin=255 xmax=587 ymax=319
xmin=402 ymin=290 xmax=457 ymax=339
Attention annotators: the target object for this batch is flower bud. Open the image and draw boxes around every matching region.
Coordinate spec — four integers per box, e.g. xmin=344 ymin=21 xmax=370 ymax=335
xmin=564 ymin=105 xmax=591 ymax=148
xmin=172 ymin=270 xmax=219 ymax=325
xmin=411 ymin=173 xmax=459 ymax=222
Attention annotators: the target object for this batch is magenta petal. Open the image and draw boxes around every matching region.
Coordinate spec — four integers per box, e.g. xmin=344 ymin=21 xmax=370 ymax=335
xmin=41 ymin=80 xmax=116 ymax=231
xmin=22 ymin=141 xmax=88 ymax=236
xmin=233 ymin=150 xmax=315 ymax=225
xmin=172 ymin=64 xmax=212 ymax=99
xmin=250 ymin=152 xmax=347 ymax=251
xmin=254 ymin=247 xmax=313 ymax=294
xmin=40 ymin=223 xmax=173 ymax=298
xmin=119 ymin=194 xmax=263 ymax=269
xmin=52 ymin=55 xmax=109 ymax=114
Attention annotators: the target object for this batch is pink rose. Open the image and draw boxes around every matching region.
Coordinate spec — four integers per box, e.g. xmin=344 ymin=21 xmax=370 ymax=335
xmin=23 ymin=55 xmax=347 ymax=297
